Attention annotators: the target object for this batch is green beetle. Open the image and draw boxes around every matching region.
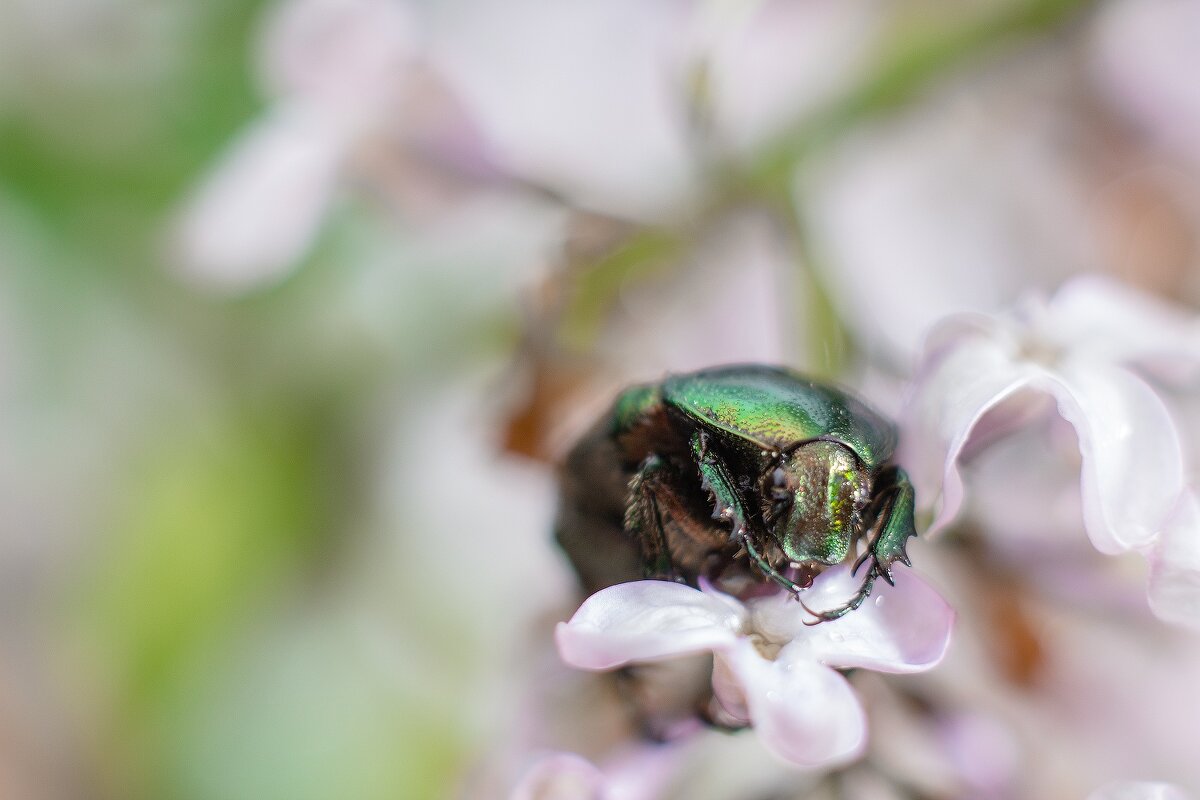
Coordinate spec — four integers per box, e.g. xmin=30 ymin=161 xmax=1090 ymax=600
xmin=555 ymin=364 xmax=917 ymax=621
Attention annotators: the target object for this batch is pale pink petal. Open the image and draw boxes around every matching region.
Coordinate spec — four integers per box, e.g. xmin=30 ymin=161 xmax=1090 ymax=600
xmin=765 ymin=566 xmax=953 ymax=673
xmin=719 ymin=640 xmax=866 ymax=767
xmin=1148 ymin=492 xmax=1200 ymax=631
xmin=511 ymin=752 xmax=604 ymax=800
xmin=1088 ymin=782 xmax=1195 ymax=800
xmin=907 ymin=308 xmax=1188 ymax=554
xmin=1039 ymin=275 xmax=1200 ymax=380
xmin=511 ymin=746 xmax=681 ymax=800
xmin=801 ymin=81 xmax=1091 ymax=363
xmin=171 ymin=107 xmax=345 ymax=290
xmin=1045 ymin=360 xmax=1185 ymax=554
xmin=1091 ymin=0 xmax=1200 ymax=169
xmin=260 ymin=0 xmax=416 ymax=116
xmin=599 ymin=743 xmax=685 ymax=800
xmin=429 ymin=0 xmax=693 ymax=216
xmin=709 ymin=650 xmax=751 ymax=725
xmin=938 ymin=713 xmax=1020 ymax=796
xmin=902 ymin=323 xmax=1040 ymax=535
xmin=614 ymin=219 xmax=793 ymax=374
xmin=555 ymin=581 xmax=742 ymax=671
xmin=699 ymin=0 xmax=880 ymax=152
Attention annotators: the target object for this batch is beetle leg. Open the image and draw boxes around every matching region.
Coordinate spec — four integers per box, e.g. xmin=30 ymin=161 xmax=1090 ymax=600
xmin=742 ymin=535 xmax=805 ymax=595
xmin=689 ymin=431 xmax=749 ymax=538
xmin=625 ymin=455 xmax=681 ymax=580
xmin=689 ymin=431 xmax=806 ymax=595
xmin=867 ymin=466 xmax=918 ymax=583
xmin=801 ymin=568 xmax=879 ymax=624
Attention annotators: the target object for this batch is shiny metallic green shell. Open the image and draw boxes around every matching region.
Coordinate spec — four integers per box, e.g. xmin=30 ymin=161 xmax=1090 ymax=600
xmin=662 ymin=365 xmax=896 ymax=466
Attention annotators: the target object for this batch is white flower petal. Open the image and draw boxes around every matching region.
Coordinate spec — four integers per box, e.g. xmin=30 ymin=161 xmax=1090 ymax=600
xmin=511 ymin=747 xmax=681 ymax=800
xmin=777 ymin=566 xmax=953 ymax=673
xmin=1148 ymin=492 xmax=1200 ymax=631
xmin=701 ymin=0 xmax=880 ymax=152
xmin=1046 ymin=360 xmax=1185 ymax=553
xmin=1040 ymin=275 xmax=1200 ymax=378
xmin=1091 ymin=0 xmax=1200 ymax=170
xmin=709 ymin=650 xmax=751 ymax=724
xmin=720 ymin=640 xmax=866 ymax=767
xmin=430 ymin=0 xmax=693 ymax=216
xmin=597 ymin=743 xmax=685 ymax=800
xmin=171 ymin=106 xmax=345 ymax=290
xmin=907 ymin=306 xmax=1188 ymax=556
xmin=510 ymin=752 xmax=605 ymax=800
xmin=260 ymin=0 xmax=417 ymax=116
xmin=902 ymin=322 xmax=1039 ymax=535
xmin=1088 ymin=782 xmax=1194 ymax=800
xmin=555 ymin=581 xmax=742 ymax=671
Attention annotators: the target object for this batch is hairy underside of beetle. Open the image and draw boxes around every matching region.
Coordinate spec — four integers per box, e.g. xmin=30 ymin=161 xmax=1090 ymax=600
xmin=555 ymin=413 xmax=764 ymax=597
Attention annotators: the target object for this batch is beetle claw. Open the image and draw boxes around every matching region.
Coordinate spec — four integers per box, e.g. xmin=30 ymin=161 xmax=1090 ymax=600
xmin=800 ymin=566 xmax=879 ymax=625
xmin=801 ymin=597 xmax=858 ymax=626
xmin=798 ymin=596 xmax=823 ymax=620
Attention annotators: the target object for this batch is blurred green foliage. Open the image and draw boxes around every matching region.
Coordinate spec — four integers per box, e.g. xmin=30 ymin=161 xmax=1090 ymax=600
xmin=1 ymin=2 xmax=466 ymax=798
xmin=0 ymin=0 xmax=263 ymax=269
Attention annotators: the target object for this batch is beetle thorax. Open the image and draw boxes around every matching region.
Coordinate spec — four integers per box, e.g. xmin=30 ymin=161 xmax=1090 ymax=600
xmin=765 ymin=441 xmax=869 ymax=566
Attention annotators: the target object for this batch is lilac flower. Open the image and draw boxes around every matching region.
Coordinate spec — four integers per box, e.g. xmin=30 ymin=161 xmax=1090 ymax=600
xmin=430 ymin=0 xmax=879 ymax=216
xmin=904 ymin=275 xmax=1200 ymax=625
xmin=510 ymin=746 xmax=680 ymax=800
xmin=1147 ymin=493 xmax=1200 ymax=630
xmin=1091 ymin=0 xmax=1200 ymax=170
xmin=1089 ymin=783 xmax=1195 ymax=800
xmin=172 ymin=0 xmax=500 ymax=290
xmin=173 ymin=0 xmax=415 ymax=288
xmin=511 ymin=753 xmax=607 ymax=800
xmin=800 ymin=53 xmax=1098 ymax=364
xmin=555 ymin=565 xmax=953 ymax=768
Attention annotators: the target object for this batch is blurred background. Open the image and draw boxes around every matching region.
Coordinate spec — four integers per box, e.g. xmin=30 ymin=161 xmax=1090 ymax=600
xmin=0 ymin=0 xmax=1198 ymax=797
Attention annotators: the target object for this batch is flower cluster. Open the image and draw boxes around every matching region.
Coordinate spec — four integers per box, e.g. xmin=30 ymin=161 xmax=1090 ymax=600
xmin=557 ymin=566 xmax=953 ymax=767
xmin=904 ymin=276 xmax=1200 ymax=628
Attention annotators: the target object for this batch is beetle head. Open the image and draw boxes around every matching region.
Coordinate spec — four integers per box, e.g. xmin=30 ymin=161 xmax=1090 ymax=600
xmin=763 ymin=440 xmax=869 ymax=565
